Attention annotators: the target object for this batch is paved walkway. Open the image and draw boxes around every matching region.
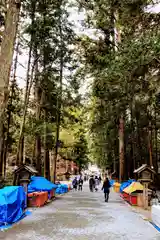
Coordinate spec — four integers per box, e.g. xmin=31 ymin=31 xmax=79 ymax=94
xmin=1 ymin=183 xmax=159 ymax=240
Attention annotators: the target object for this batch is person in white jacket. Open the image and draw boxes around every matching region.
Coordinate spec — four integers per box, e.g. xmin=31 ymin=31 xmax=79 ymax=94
xmin=95 ymin=176 xmax=99 ymax=191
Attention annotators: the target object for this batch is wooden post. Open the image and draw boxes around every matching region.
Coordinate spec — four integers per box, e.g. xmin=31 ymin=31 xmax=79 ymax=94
xmin=143 ymin=182 xmax=149 ymax=210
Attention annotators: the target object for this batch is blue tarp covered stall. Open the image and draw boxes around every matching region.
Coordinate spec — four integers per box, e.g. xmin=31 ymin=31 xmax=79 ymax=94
xmin=0 ymin=186 xmax=26 ymax=227
xmin=55 ymin=184 xmax=68 ymax=195
xmin=120 ymin=179 xmax=136 ymax=193
xmin=28 ymin=176 xmax=58 ymax=198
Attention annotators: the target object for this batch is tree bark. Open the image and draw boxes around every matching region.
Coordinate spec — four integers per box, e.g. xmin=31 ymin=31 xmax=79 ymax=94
xmin=129 ymin=101 xmax=135 ymax=178
xmin=0 ymin=0 xmax=20 ymax=172
xmin=0 ymin=126 xmax=5 ymax=179
xmin=119 ymin=116 xmax=124 ymax=182
xmin=148 ymin=120 xmax=153 ymax=167
xmin=16 ymin=0 xmax=37 ymax=166
xmin=41 ymin=0 xmax=50 ymax=180
xmin=34 ymin=47 xmax=42 ymax=174
xmin=16 ymin=56 xmax=36 ymax=165
xmin=2 ymin=39 xmax=20 ymax=178
xmin=112 ymin=149 xmax=116 ymax=173
xmin=53 ymin=13 xmax=63 ymax=183
xmin=135 ymin=113 xmax=142 ymax=166
xmin=114 ymin=11 xmax=125 ymax=182
xmin=44 ymin=107 xmax=50 ymax=180
xmin=154 ymin=105 xmax=158 ymax=172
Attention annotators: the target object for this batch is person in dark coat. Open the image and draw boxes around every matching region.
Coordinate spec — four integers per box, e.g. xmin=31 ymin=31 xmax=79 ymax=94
xmin=78 ymin=177 xmax=83 ymax=191
xmin=89 ymin=176 xmax=95 ymax=192
xmin=102 ymin=177 xmax=111 ymax=202
xmin=72 ymin=177 xmax=78 ymax=191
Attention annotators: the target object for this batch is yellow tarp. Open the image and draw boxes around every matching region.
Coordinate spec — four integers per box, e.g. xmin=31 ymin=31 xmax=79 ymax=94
xmin=123 ymin=182 xmax=143 ymax=194
xmin=114 ymin=182 xmax=121 ymax=187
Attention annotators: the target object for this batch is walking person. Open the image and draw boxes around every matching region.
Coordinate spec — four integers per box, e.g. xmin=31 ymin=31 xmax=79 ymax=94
xmin=72 ymin=177 xmax=78 ymax=191
xmin=151 ymin=188 xmax=159 ymax=205
xmin=102 ymin=177 xmax=111 ymax=202
xmin=95 ymin=176 xmax=99 ymax=191
xmin=89 ymin=175 xmax=95 ymax=192
xmin=99 ymin=175 xmax=101 ymax=184
xmin=78 ymin=177 xmax=83 ymax=191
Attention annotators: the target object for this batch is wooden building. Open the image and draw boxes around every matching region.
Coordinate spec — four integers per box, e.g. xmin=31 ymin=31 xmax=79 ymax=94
xmin=56 ymin=155 xmax=79 ymax=180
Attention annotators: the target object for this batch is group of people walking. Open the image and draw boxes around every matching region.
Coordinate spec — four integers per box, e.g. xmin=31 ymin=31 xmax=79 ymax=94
xmin=72 ymin=176 xmax=83 ymax=191
xmin=72 ymin=175 xmax=111 ymax=202
xmin=89 ymin=175 xmax=111 ymax=202
xmin=89 ymin=175 xmax=101 ymax=192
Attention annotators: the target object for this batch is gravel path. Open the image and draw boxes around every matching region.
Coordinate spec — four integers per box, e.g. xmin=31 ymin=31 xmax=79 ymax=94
xmin=0 ymin=183 xmax=159 ymax=240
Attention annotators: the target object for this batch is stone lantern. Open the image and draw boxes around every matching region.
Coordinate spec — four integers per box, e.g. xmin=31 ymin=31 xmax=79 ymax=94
xmin=134 ymin=164 xmax=156 ymax=209
xmin=13 ymin=164 xmax=38 ymax=207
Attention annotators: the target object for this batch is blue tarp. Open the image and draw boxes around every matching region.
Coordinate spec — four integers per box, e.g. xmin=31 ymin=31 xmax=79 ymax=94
xmin=0 ymin=210 xmax=31 ymax=231
xmin=109 ymin=179 xmax=115 ymax=187
xmin=55 ymin=184 xmax=68 ymax=195
xmin=28 ymin=176 xmax=58 ymax=194
xmin=0 ymin=186 xmax=26 ymax=227
xmin=120 ymin=179 xmax=136 ymax=193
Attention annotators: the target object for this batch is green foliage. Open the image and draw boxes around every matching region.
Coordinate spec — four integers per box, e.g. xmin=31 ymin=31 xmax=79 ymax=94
xmin=5 ymin=0 xmax=160 ymax=179
xmin=78 ymin=0 xmax=160 ymax=175
xmin=6 ymin=0 xmax=89 ymax=171
xmin=59 ymin=106 xmax=89 ymax=169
